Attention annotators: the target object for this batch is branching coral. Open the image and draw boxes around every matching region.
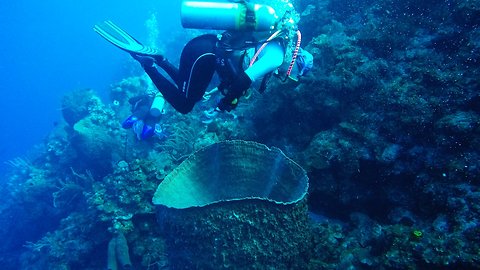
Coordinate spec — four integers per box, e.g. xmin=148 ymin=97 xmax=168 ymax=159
xmin=22 ymin=213 xmax=100 ymax=269
xmin=157 ymin=121 xmax=200 ymax=162
xmin=5 ymin=157 xmax=34 ymax=173
xmin=24 ymin=237 xmax=54 ymax=253
xmin=52 ymin=168 xmax=94 ymax=208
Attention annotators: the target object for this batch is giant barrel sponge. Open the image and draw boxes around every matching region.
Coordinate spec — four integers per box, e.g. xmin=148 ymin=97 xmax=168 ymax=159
xmin=153 ymin=140 xmax=312 ymax=269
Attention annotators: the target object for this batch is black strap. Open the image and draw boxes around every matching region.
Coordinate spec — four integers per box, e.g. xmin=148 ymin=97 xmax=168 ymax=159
xmin=244 ymin=3 xmax=256 ymax=31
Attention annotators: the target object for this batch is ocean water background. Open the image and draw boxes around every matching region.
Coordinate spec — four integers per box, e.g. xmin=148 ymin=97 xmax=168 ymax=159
xmin=0 ymin=0 xmax=180 ymax=174
xmin=1 ymin=0 xmax=479 ymax=268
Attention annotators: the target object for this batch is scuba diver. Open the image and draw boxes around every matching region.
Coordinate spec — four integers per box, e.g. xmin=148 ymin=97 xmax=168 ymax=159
xmin=121 ymin=93 xmax=167 ymax=140
xmin=94 ymin=0 xmax=313 ymax=139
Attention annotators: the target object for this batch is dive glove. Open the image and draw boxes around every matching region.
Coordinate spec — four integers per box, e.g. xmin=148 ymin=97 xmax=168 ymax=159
xmin=217 ymin=71 xmax=252 ymax=111
xmin=217 ymin=97 xmax=239 ymax=112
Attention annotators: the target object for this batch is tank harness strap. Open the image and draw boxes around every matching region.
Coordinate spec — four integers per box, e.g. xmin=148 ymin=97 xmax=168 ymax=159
xmin=248 ymin=30 xmax=282 ymax=67
xmin=245 ymin=3 xmax=256 ymax=30
xmin=237 ymin=2 xmax=256 ymax=31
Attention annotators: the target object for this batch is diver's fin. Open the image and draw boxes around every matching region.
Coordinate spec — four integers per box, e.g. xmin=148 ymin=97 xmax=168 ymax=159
xmin=93 ymin=21 xmax=161 ymax=56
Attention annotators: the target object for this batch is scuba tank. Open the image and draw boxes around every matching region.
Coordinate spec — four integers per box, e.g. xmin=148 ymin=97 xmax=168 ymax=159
xmin=181 ymin=1 xmax=278 ymax=31
xmin=149 ymin=92 xmax=165 ymax=117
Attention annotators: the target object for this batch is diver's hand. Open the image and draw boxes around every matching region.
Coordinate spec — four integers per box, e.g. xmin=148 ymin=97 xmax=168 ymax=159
xmin=202 ymin=87 xmax=219 ymax=102
xmin=217 ymin=97 xmax=238 ymax=112
xmin=215 ymin=71 xmax=250 ymax=111
xmin=202 ymin=108 xmax=220 ymax=124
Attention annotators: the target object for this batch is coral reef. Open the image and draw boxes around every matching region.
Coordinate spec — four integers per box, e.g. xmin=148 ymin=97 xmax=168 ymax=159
xmin=0 ymin=0 xmax=479 ymax=269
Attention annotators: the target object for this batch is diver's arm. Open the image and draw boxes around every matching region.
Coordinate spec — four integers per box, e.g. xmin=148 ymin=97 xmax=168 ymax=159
xmin=217 ymin=41 xmax=285 ymax=111
xmin=244 ymin=41 xmax=285 ymax=82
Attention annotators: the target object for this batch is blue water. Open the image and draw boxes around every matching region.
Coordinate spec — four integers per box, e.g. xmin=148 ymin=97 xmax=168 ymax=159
xmin=0 ymin=0 xmax=180 ymax=174
xmin=1 ymin=0 xmax=479 ymax=268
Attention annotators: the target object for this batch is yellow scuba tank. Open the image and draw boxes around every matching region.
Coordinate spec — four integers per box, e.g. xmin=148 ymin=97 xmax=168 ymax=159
xmin=149 ymin=92 xmax=165 ymax=117
xmin=181 ymin=1 xmax=278 ymax=31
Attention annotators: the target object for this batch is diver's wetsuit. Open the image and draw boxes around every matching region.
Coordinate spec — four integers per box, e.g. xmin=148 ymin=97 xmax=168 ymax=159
xmin=142 ymin=32 xmax=285 ymax=114
xmin=143 ymin=34 xmax=218 ymax=114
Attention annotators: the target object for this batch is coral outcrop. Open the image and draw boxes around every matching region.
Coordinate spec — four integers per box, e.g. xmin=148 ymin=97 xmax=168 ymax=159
xmin=153 ymin=140 xmax=312 ymax=269
xmin=1 ymin=0 xmax=480 ymax=269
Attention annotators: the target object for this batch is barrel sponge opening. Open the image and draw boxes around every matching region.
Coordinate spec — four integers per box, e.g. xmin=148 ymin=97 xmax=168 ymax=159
xmin=152 ymin=140 xmax=308 ymax=209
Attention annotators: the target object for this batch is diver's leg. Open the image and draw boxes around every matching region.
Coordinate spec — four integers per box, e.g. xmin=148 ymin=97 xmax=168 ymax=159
xmin=183 ymin=54 xmax=216 ymax=102
xmin=143 ymin=66 xmax=195 ymax=114
xmin=156 ymin=58 xmax=182 ymax=87
xmin=178 ymin=34 xmax=218 ymax=102
xmin=131 ymin=53 xmax=183 ymax=87
xmin=153 ymin=34 xmax=217 ymax=90
xmin=142 ymin=34 xmax=218 ymax=114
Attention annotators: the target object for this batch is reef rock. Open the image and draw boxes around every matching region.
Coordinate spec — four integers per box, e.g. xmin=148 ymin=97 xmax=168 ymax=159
xmin=72 ymin=115 xmax=113 ymax=170
xmin=61 ymin=89 xmax=99 ymax=126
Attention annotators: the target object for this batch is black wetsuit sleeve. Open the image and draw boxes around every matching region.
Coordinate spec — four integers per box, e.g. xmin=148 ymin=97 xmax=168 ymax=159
xmin=224 ymin=70 xmax=252 ymax=101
